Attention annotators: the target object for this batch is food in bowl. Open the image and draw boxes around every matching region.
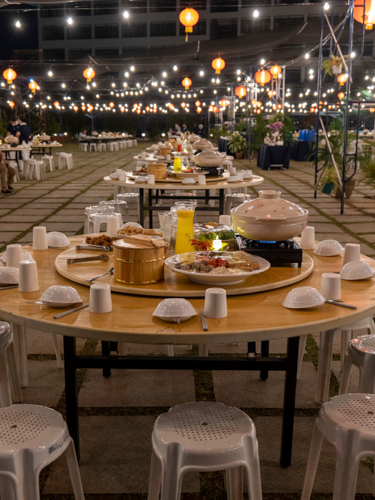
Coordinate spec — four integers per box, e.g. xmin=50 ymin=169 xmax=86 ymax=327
xmin=85 ymin=235 xmax=120 ymax=247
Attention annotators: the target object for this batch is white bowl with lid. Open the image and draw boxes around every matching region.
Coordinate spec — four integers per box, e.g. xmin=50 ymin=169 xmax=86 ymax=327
xmin=40 ymin=286 xmax=83 ymax=307
xmin=231 ymin=190 xmax=309 ymax=241
xmin=314 ymin=240 xmax=344 ymax=257
xmin=283 ymin=286 xmax=326 ymax=309
xmin=152 ymin=298 xmax=197 ymax=323
xmin=195 ymin=147 xmax=224 ymax=168
xmin=192 ymin=139 xmax=213 ymax=151
xmin=340 ymin=261 xmax=375 ymax=280
xmin=47 ymin=232 xmax=70 ymax=248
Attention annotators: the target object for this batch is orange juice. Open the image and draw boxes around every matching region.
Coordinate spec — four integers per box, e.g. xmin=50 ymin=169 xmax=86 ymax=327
xmin=175 ymin=209 xmax=195 ymax=254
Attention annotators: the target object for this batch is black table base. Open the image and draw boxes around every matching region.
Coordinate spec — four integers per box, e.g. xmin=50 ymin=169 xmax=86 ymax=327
xmin=63 ymin=335 xmax=299 ymax=468
xmin=31 ymin=146 xmax=53 ymax=156
xmin=139 ymin=188 xmax=224 ymax=228
xmin=257 ymin=145 xmax=290 ymax=170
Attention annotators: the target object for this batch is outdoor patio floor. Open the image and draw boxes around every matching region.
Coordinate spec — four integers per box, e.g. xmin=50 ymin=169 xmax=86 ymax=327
xmin=1 ymin=142 xmax=374 ymax=499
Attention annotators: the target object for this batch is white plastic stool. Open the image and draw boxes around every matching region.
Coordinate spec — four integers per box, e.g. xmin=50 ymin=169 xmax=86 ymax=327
xmin=340 ymin=334 xmax=375 ymax=394
xmin=148 ymin=401 xmax=262 ymax=500
xmin=107 ymin=143 xmax=115 ymax=152
xmin=23 ymin=159 xmax=37 ymax=180
xmin=0 ymin=404 xmax=84 ymax=500
xmin=79 ymin=143 xmax=88 ymax=152
xmin=133 ymin=139 xmax=137 ymax=146
xmin=59 ymin=153 xmax=74 ymax=170
xmin=90 ymin=143 xmax=97 ymax=152
xmin=113 ymin=142 xmax=119 ymax=151
xmin=35 ymin=161 xmax=46 ymax=180
xmin=224 ymin=193 xmax=251 ymax=215
xmin=0 ymin=322 xmax=22 ymax=408
xmin=84 ymin=206 xmax=100 ymax=234
xmin=116 ymin=193 xmax=140 ymax=222
xmin=42 ymin=155 xmax=54 ymax=172
xmin=301 ymin=394 xmax=375 ymax=500
xmin=89 ymin=212 xmax=123 ymax=233
xmin=8 ymin=161 xmax=20 ymax=183
xmin=97 ymin=143 xmax=106 ymax=152
xmin=307 ymin=317 xmax=375 ymax=403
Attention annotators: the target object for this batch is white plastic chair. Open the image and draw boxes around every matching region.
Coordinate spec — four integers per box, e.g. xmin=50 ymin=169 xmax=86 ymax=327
xmin=84 ymin=206 xmax=100 ymax=234
xmin=79 ymin=143 xmax=88 ymax=152
xmin=88 ymin=212 xmax=123 ymax=233
xmin=0 ymin=322 xmax=22 ymax=408
xmin=116 ymin=193 xmax=140 ymax=222
xmin=224 ymin=193 xmax=251 ymax=215
xmin=42 ymin=155 xmax=54 ymax=172
xmin=23 ymin=159 xmax=37 ymax=180
xmin=148 ymin=401 xmax=262 ymax=500
xmin=90 ymin=143 xmax=97 ymax=152
xmin=97 ymin=143 xmax=106 ymax=152
xmin=301 ymin=393 xmax=375 ymax=500
xmin=35 ymin=161 xmax=46 ymax=180
xmin=340 ymin=334 xmax=375 ymax=394
xmin=0 ymin=404 xmax=84 ymax=500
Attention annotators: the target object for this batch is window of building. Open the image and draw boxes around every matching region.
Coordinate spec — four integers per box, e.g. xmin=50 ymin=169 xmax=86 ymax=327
xmin=274 ymin=16 xmax=304 ymax=28
xmin=95 ymin=24 xmax=119 ymax=38
xmin=42 ymin=26 xmax=64 ymax=41
xmin=241 ymin=0 xmax=270 ymax=4
xmin=67 ymin=1 xmax=91 ymax=16
xmin=211 ymin=0 xmax=238 ymax=12
xmin=122 ymin=22 xmax=147 ymax=37
xmin=364 ymin=41 xmax=373 ymax=56
xmin=67 ymin=25 xmax=92 ymax=39
xmin=150 ymin=0 xmax=175 ymax=12
xmin=285 ymin=69 xmax=301 ymax=84
xmin=95 ymin=47 xmax=119 ymax=57
xmin=68 ymin=48 xmax=92 ymax=59
xmin=43 ymin=48 xmax=65 ymax=60
xmin=180 ymin=0 xmax=207 ymax=9
xmin=210 ymin=18 xmax=237 ymax=38
xmin=241 ymin=17 xmax=270 ymax=32
xmin=40 ymin=4 xmax=63 ymax=18
xmin=122 ymin=46 xmax=147 ymax=55
xmin=179 ymin=19 xmax=206 ymax=36
xmin=128 ymin=0 xmax=147 ymax=13
xmin=150 ymin=21 xmax=176 ymax=36
xmin=93 ymin=0 xmax=118 ymax=16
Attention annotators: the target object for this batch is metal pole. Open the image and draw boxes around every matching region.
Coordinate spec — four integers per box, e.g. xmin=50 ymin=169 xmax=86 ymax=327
xmin=314 ymin=1 xmax=325 ymax=199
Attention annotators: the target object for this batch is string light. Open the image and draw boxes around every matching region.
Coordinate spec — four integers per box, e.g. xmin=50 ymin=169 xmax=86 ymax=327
xmin=67 ymin=17 xmax=73 ymax=25
xmin=15 ymin=20 xmax=21 ymax=28
xmin=253 ymin=9 xmax=259 ymax=17
xmin=123 ymin=10 xmax=129 ymax=18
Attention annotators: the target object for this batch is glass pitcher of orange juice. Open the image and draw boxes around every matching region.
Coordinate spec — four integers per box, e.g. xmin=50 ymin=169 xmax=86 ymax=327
xmin=175 ymin=202 xmax=196 ymax=254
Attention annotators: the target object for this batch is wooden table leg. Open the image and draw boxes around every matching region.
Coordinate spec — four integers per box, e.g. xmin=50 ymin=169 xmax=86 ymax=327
xmin=315 ymin=329 xmax=335 ymax=404
xmin=280 ymin=335 xmax=299 ymax=467
xmin=64 ymin=336 xmax=80 ymax=460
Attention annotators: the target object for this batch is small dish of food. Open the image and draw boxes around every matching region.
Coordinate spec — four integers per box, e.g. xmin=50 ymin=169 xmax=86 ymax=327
xmin=165 ymin=251 xmax=270 ymax=285
xmin=84 ymin=235 xmax=120 ymax=247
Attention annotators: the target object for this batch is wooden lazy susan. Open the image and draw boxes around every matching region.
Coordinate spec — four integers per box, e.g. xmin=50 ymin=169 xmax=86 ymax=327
xmin=55 ymin=237 xmax=314 ymax=298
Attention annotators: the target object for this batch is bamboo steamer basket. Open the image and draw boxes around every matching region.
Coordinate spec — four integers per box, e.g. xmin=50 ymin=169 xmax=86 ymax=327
xmin=147 ymin=162 xmax=167 ymax=179
xmin=159 ymin=147 xmax=172 ymax=157
xmin=113 ymin=239 xmax=167 ymax=284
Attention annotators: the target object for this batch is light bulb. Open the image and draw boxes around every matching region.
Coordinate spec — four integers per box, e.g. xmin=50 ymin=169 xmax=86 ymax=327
xmin=67 ymin=17 xmax=73 ymax=25
xmin=305 ymin=53 xmax=310 ymax=59
xmin=260 ymin=58 xmax=265 ymax=65
xmin=15 ymin=20 xmax=21 ymax=28
xmin=162 ymin=71 xmax=167 ymax=77
xmin=324 ymin=2 xmax=330 ymax=9
xmin=253 ymin=9 xmax=259 ymax=17
xmin=199 ymin=70 xmax=204 ymax=76
xmin=173 ymin=65 xmax=178 ymax=71
xmin=123 ymin=10 xmax=129 ymax=18
xmin=130 ymin=65 xmax=135 ymax=71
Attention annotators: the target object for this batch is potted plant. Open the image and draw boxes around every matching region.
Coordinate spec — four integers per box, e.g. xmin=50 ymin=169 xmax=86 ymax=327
xmin=228 ymin=132 xmax=248 ymax=159
xmin=321 ymin=55 xmax=348 ymax=76
xmin=265 ymin=121 xmax=284 ymax=145
xmin=319 ymin=166 xmax=337 ymax=194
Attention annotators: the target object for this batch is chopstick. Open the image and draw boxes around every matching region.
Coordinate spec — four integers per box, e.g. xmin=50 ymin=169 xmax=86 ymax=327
xmin=53 ymin=303 xmax=89 ymax=319
xmin=200 ymin=308 xmax=208 ymax=331
xmin=325 ymin=300 xmax=357 ymax=309
xmin=0 ymin=285 xmax=18 ymax=290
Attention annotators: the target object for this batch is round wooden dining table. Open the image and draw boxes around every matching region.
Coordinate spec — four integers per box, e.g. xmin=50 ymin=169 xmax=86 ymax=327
xmin=1 ymin=239 xmax=374 ymax=468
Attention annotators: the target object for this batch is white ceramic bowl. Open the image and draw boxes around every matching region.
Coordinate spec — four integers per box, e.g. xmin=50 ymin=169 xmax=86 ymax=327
xmin=47 ymin=232 xmax=70 ymax=248
xmin=182 ymin=178 xmax=195 ymax=184
xmin=0 ymin=266 xmax=19 ymax=285
xmin=313 ymin=240 xmax=344 ymax=257
xmin=152 ymin=298 xmax=197 ymax=323
xmin=40 ymin=286 xmax=82 ymax=307
xmin=121 ymin=222 xmax=142 ymax=229
xmin=228 ymin=176 xmax=240 ymax=183
xmin=134 ymin=176 xmax=147 ymax=183
xmin=283 ymin=286 xmax=326 ymax=309
xmin=243 ymin=172 xmax=253 ymax=179
xmin=340 ymin=261 xmax=375 ymax=281
xmin=1 ymin=249 xmax=33 ymax=264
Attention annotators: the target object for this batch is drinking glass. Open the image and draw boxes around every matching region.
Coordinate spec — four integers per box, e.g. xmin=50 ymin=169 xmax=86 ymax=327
xmin=175 ymin=202 xmax=196 ymax=254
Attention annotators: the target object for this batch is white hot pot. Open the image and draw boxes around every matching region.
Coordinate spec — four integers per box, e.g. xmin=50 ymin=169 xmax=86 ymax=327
xmin=231 ymin=190 xmax=309 ymax=241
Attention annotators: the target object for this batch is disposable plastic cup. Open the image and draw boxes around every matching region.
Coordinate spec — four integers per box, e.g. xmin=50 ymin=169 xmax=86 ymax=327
xmin=204 ymin=288 xmax=227 ymax=319
xmin=18 ymin=260 xmax=39 ymax=292
xmin=6 ymin=244 xmax=22 ymax=268
xmin=343 ymin=243 xmax=361 ymax=266
xmin=33 ymin=226 xmax=48 ymax=251
xmin=320 ymin=272 xmax=341 ymax=300
xmin=89 ymin=283 xmax=112 ymax=313
xmin=300 ymin=226 xmax=315 ymax=250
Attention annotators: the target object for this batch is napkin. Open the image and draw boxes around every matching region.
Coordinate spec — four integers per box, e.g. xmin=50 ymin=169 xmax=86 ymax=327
xmin=134 ymin=176 xmax=147 ymax=183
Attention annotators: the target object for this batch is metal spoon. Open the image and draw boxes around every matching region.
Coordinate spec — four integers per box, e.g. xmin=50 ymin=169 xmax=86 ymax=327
xmin=86 ymin=267 xmax=114 ymax=282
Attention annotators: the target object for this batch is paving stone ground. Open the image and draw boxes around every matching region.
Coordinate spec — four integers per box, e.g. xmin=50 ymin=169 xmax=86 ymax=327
xmin=1 ymin=142 xmax=375 ymax=499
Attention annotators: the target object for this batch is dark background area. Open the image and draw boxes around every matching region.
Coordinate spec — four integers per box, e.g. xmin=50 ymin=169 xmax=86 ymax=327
xmin=0 ymin=5 xmax=38 ymax=60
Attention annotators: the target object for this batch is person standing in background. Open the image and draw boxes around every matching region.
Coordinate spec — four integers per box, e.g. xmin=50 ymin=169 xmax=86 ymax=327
xmin=0 ymin=150 xmax=15 ymax=195
xmin=18 ymin=117 xmax=31 ymax=172
xmin=7 ymin=116 xmax=21 ymax=161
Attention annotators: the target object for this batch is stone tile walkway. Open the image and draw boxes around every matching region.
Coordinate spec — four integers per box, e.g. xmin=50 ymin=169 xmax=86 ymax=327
xmin=1 ymin=143 xmax=375 ymax=499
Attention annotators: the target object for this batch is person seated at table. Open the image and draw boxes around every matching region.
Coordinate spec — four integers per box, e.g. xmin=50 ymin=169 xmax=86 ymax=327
xmin=181 ymin=123 xmax=188 ymax=134
xmin=167 ymin=128 xmax=173 ymax=138
xmin=79 ymin=129 xmax=88 ymax=143
xmin=0 ymin=150 xmax=15 ymax=195
xmin=174 ymin=123 xmax=181 ymax=134
xmin=7 ymin=116 xmax=21 ymax=161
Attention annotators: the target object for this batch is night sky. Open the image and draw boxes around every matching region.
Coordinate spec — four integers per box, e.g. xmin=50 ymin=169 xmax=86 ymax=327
xmin=0 ymin=5 xmax=38 ymax=60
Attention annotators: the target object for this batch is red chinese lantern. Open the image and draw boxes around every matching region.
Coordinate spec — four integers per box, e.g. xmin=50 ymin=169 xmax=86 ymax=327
xmin=196 ymin=107 xmax=202 ymax=113
xmin=354 ymin=0 xmax=375 ymax=29
xmin=337 ymin=73 xmax=348 ymax=86
xmin=53 ymin=101 xmax=60 ymax=108
xmin=254 ymin=70 xmax=272 ymax=85
xmin=256 ymin=109 xmax=261 ymax=114
xmin=195 ymin=100 xmax=201 ymax=107
xmin=370 ymin=108 xmax=375 ymax=113
xmin=3 ymin=68 xmax=17 ymax=85
xmin=179 ymin=8 xmax=199 ymax=41
xmin=109 ymin=102 xmax=115 ymax=108
xmin=270 ymin=64 xmax=282 ymax=79
xmin=181 ymin=102 xmax=186 ymax=108
xmin=338 ymin=92 xmax=345 ymax=100
xmin=81 ymin=105 xmax=86 ymax=111
xmin=235 ymin=86 xmax=247 ymax=98
xmin=182 ymin=77 xmax=192 ymax=90
xmin=212 ymin=57 xmax=225 ymax=74
xmin=87 ymin=104 xmax=93 ymax=112
xmin=219 ymin=99 xmax=229 ymax=107
xmin=8 ymin=101 xmax=15 ymax=109
xmin=267 ymin=90 xmax=273 ymax=98
xmin=256 ymin=101 xmax=262 ymax=108
xmin=146 ymin=106 xmax=150 ymax=112
xmin=74 ymin=106 xmax=79 ymax=112
xmin=136 ymin=109 xmax=141 ymax=114
xmin=83 ymin=67 xmax=95 ymax=83
xmin=28 ymin=81 xmax=38 ymax=94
